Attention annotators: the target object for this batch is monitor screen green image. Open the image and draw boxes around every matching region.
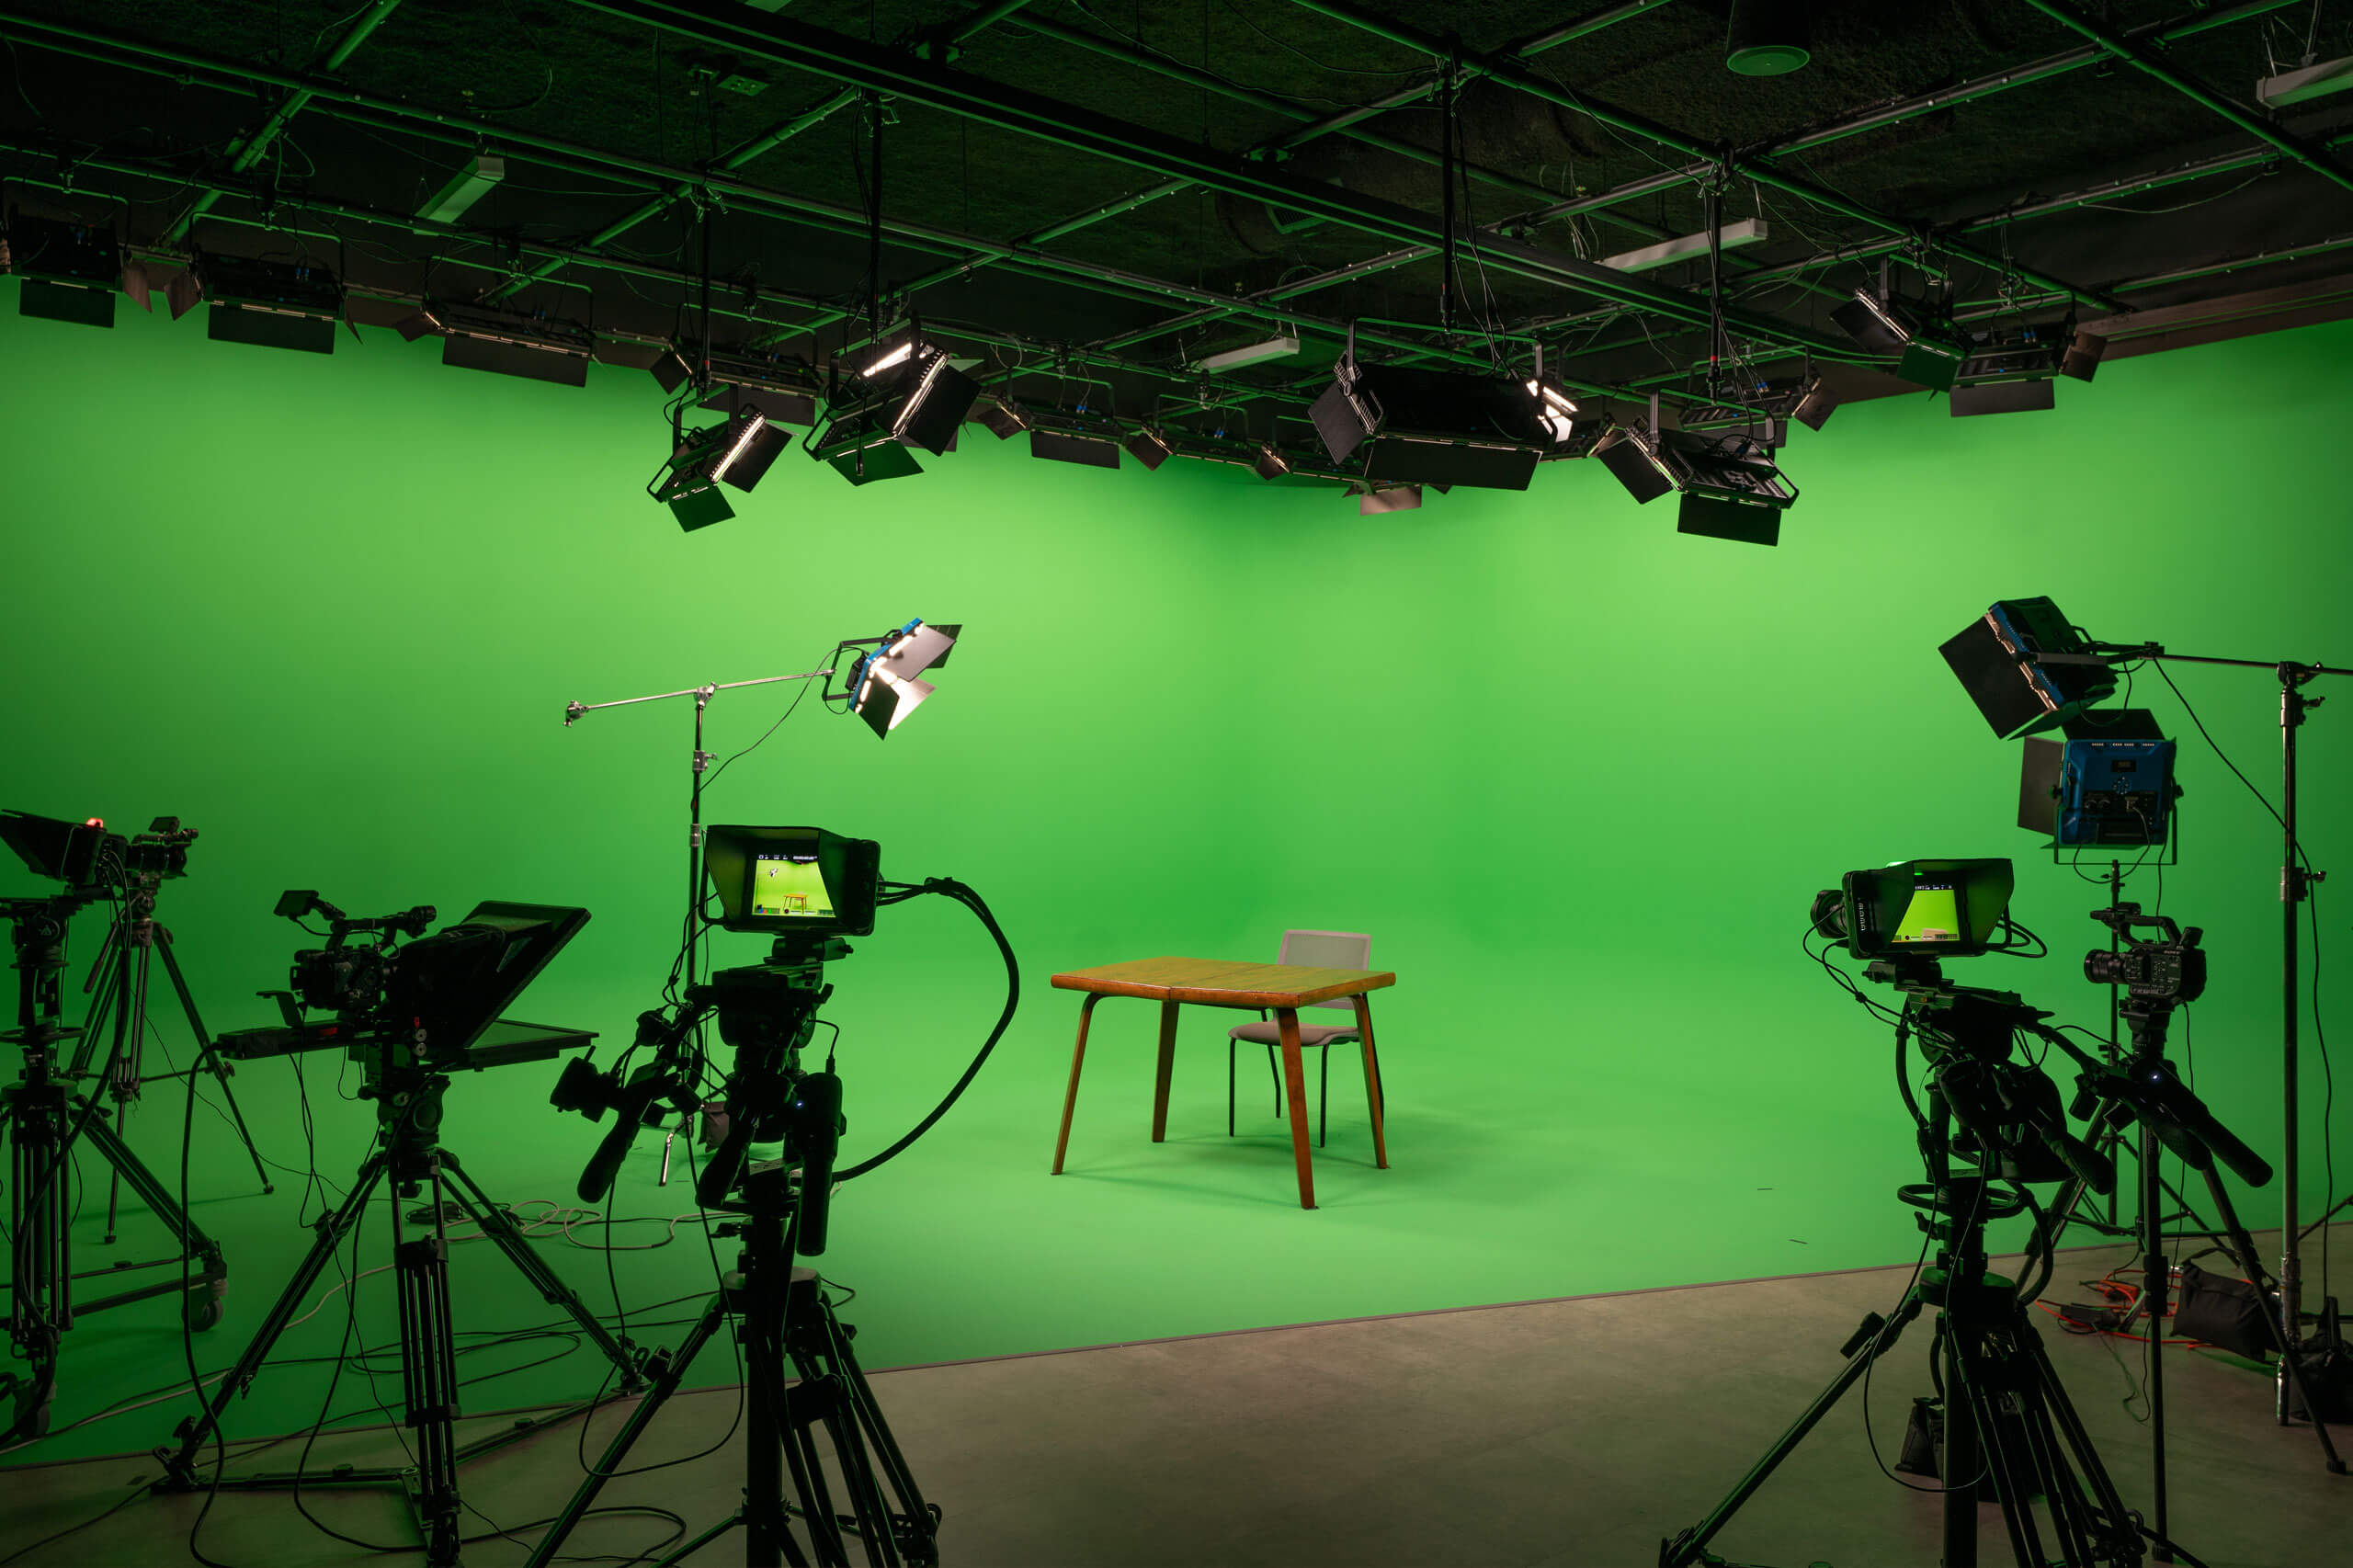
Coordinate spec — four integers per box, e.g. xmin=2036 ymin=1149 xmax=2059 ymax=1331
xmin=750 ymin=852 xmax=834 ymax=920
xmin=1893 ymin=880 xmax=1962 ymax=946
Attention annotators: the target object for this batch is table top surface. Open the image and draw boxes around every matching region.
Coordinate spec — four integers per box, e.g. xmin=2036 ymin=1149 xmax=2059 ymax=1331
xmin=1050 ymin=956 xmax=1395 ymax=1009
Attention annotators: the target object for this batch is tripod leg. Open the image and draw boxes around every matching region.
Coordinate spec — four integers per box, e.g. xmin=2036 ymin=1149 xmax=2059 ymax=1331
xmin=2193 ymin=1168 xmax=2347 ymax=1472
xmin=157 ymin=1153 xmax=386 ymax=1483
xmin=76 ymin=1104 xmax=227 ymax=1324
xmin=787 ymin=1320 xmax=899 ymax=1567
xmin=153 ymin=931 xmax=272 ymax=1194
xmin=433 ymin=1151 xmax=642 ymax=1385
xmin=392 ymin=1173 xmax=464 ymax=1567
xmin=2012 ymin=1311 xmax=2150 ymax=1562
xmin=1660 ymin=1292 xmax=1923 ymax=1568
xmin=812 ymin=1299 xmax=938 ymax=1566
xmin=524 ymin=1292 xmax=732 ymax=1568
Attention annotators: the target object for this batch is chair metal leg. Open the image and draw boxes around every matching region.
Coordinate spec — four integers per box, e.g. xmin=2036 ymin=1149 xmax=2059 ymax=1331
xmin=1318 ymin=1044 xmax=1329 ymax=1148
xmin=1226 ymin=1040 xmax=1235 ymax=1136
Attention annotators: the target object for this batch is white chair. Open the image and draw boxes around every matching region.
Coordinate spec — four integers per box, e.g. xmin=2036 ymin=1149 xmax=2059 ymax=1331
xmin=1225 ymin=928 xmax=1381 ymax=1148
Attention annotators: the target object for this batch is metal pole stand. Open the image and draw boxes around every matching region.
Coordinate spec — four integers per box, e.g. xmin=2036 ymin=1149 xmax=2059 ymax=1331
xmin=153 ymin=1064 xmax=644 ymax=1566
xmin=527 ymin=1161 xmax=938 ymax=1568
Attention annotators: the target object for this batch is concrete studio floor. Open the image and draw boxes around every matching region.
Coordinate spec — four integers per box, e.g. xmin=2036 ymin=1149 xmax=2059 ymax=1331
xmin=3 ymin=1226 xmax=2347 ymax=1568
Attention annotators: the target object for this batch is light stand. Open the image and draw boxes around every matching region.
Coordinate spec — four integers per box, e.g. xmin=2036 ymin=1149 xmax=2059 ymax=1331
xmin=2032 ymin=642 xmax=2350 ymax=1420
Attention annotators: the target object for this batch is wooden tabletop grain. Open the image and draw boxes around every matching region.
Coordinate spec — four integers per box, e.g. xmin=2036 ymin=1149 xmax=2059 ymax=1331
xmin=1050 ymin=956 xmax=1396 ymax=1010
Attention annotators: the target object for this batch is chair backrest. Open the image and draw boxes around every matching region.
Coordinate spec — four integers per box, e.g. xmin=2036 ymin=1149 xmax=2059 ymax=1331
xmin=1276 ymin=928 xmax=1370 ymax=1012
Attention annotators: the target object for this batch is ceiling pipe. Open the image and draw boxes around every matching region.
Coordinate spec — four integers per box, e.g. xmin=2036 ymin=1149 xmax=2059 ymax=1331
xmin=563 ymin=0 xmax=1848 ymax=356
xmin=2022 ymin=0 xmax=2353 ymax=198
xmin=161 ymin=0 xmax=407 ymax=245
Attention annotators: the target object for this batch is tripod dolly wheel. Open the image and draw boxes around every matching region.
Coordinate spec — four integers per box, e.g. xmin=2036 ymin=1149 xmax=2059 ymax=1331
xmin=183 ymin=1281 xmax=224 ymax=1333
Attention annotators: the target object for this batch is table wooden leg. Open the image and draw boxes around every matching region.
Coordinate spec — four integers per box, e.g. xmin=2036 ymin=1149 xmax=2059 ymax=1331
xmin=1051 ymin=993 xmax=1102 ymax=1175
xmin=1150 ymin=999 xmax=1179 ymax=1142
xmin=1354 ymin=994 xmax=1389 ymax=1170
xmin=1276 ymin=1007 xmax=1316 ymax=1210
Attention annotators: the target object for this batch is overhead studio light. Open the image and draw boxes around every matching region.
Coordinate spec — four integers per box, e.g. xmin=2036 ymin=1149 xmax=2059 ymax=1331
xmin=401 ymin=300 xmax=595 ymax=386
xmin=2060 ymin=328 xmax=2108 ymax=382
xmin=1310 ymin=332 xmax=1583 ymax=491
xmin=1593 ymin=424 xmax=1797 ymax=547
xmin=1939 ymin=597 xmax=2117 ymax=740
xmin=1355 ymin=483 xmax=1422 ymax=516
xmin=6 ymin=212 xmax=126 ymax=329
xmin=806 ymin=324 xmax=981 ymax=485
xmin=1190 ymin=333 xmax=1301 ymax=374
xmin=1123 ymin=426 xmax=1173 ymax=470
xmin=847 ymin=619 xmax=960 ymax=738
xmin=1831 ymin=287 xmax=1971 ymax=392
xmin=650 ymin=412 xmax=793 ymax=532
xmin=1025 ymin=406 xmax=1128 ymax=471
xmin=414 ymin=154 xmax=506 ymax=230
xmin=1949 ymin=337 xmax=2058 ymax=418
xmin=651 ymin=342 xmax=822 ymax=426
xmin=1597 ymin=219 xmax=1769 ymax=275
xmin=199 ymin=252 xmax=344 ymax=354
xmin=974 ymin=395 xmax=1030 ymax=440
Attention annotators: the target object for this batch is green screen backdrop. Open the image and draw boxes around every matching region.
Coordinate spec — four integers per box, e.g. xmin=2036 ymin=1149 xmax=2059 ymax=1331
xmin=0 ymin=292 xmax=2346 ymax=1460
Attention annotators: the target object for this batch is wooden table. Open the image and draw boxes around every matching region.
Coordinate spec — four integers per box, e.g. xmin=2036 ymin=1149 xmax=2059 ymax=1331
xmin=1048 ymin=957 xmax=1392 ymax=1210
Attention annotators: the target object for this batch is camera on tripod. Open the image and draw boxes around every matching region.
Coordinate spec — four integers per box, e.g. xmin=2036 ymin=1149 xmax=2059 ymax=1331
xmin=272 ymin=890 xmax=438 ymax=1018
xmin=0 ymin=809 xmax=193 ymax=890
xmin=2082 ymin=902 xmax=2205 ymax=1006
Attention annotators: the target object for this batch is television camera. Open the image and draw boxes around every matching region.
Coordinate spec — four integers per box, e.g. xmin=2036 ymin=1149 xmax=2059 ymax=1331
xmin=533 ymin=824 xmax=945 ymax=1568
xmin=0 ymin=809 xmax=194 ymax=892
xmin=271 ymin=889 xmax=437 ymax=1018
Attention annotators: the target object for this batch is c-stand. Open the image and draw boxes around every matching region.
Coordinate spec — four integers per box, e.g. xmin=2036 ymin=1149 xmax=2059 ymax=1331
xmin=153 ymin=902 xmax=642 ymax=1567
xmin=530 ymin=933 xmax=938 ymax=1568
xmin=3 ymin=891 xmax=230 ymax=1444
xmin=1662 ymin=963 xmax=2158 ymax=1568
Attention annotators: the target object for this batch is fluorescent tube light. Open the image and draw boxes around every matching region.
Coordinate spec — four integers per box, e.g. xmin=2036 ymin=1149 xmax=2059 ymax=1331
xmin=1192 ymin=334 xmax=1301 ymax=373
xmin=1598 ymin=219 xmax=1768 ymax=274
xmin=415 ymin=155 xmax=506 ymax=229
xmin=2256 ymin=56 xmax=2353 ymax=109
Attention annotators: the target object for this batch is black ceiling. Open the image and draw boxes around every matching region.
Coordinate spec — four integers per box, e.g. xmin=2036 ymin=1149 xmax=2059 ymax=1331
xmin=5 ymin=0 xmax=2352 ymax=452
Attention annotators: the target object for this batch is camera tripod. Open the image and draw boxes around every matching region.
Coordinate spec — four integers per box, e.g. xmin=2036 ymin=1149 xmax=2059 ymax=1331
xmin=1664 ymin=957 xmax=2166 ymax=1568
xmin=68 ymin=862 xmax=274 ymax=1239
xmin=3 ymin=892 xmax=230 ymax=1443
xmin=540 ymin=933 xmax=938 ymax=1567
xmin=155 ymin=1037 xmax=645 ymax=1566
xmin=526 ymin=1161 xmax=937 ymax=1568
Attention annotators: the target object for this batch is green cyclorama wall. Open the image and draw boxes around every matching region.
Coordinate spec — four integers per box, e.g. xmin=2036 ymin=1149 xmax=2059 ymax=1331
xmin=0 ymin=290 xmax=2347 ymax=1460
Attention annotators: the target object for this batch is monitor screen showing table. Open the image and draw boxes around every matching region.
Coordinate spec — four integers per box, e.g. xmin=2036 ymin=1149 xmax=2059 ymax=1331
xmin=750 ymin=851 xmax=834 ymax=921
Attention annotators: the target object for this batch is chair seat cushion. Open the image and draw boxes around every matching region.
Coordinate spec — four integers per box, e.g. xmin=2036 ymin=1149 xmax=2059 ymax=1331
xmin=1228 ymin=1019 xmax=1359 ymax=1048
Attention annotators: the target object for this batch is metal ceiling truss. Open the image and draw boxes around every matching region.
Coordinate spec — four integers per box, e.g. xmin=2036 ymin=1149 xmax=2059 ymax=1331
xmin=0 ymin=131 xmax=1301 ymax=421
xmin=564 ymin=0 xmax=1851 ymax=360
xmin=0 ymin=7 xmax=1667 ymax=405
xmin=1083 ymin=0 xmax=2288 ymax=358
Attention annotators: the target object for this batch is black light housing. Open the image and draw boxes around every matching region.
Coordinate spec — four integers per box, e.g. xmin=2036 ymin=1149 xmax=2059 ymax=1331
xmin=806 ymin=326 xmax=982 ymax=484
xmin=8 ymin=212 xmax=125 ymax=329
xmin=652 ymin=341 xmax=824 ymax=425
xmin=404 ymin=300 xmax=595 ymax=386
xmin=1594 ymin=426 xmax=1797 ymax=547
xmin=2061 ymin=329 xmax=2109 ymax=382
xmin=199 ymin=253 xmax=344 ymax=354
xmin=1950 ymin=338 xmax=2060 ymax=418
xmin=1831 ymin=288 xmax=1970 ymax=392
xmin=1310 ymin=340 xmax=1574 ymax=491
xmin=651 ymin=414 xmax=794 ymax=532
xmin=1122 ymin=426 xmax=1173 ymax=470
